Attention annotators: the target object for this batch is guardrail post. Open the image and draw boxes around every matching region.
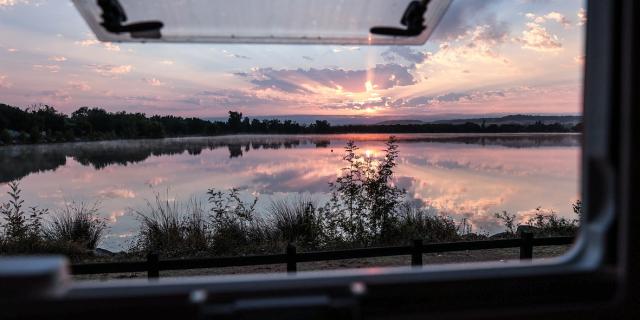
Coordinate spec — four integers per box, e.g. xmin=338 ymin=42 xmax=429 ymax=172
xmin=286 ymin=243 xmax=297 ymax=273
xmin=519 ymin=232 xmax=533 ymax=260
xmin=411 ymin=239 xmax=423 ymax=266
xmin=147 ymin=252 xmax=160 ymax=279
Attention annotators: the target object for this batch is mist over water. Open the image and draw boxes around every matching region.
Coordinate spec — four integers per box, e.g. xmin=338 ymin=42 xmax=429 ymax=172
xmin=0 ymin=133 xmax=580 ymax=251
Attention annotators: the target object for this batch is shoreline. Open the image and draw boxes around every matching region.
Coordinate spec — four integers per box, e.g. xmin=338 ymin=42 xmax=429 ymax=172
xmin=0 ymin=131 xmax=582 ymax=148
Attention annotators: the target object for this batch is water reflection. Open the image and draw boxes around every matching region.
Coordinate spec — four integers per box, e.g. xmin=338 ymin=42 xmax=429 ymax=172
xmin=0 ymin=134 xmax=579 ymax=183
xmin=0 ymin=133 xmax=580 ymax=251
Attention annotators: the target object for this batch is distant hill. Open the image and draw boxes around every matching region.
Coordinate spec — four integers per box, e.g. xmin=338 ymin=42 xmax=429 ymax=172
xmin=375 ymin=120 xmax=425 ymax=125
xmin=373 ymin=115 xmax=581 ymax=126
xmin=432 ymin=115 xmax=582 ymax=126
xmin=205 ymin=114 xmax=582 ymax=127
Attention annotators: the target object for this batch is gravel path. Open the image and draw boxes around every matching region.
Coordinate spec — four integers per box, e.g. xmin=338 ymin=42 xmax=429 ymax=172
xmin=73 ymin=245 xmax=571 ymax=281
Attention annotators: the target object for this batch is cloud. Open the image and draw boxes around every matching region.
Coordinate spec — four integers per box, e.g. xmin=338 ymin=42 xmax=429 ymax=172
xmin=75 ymin=39 xmax=121 ymax=51
xmin=159 ymin=60 xmax=174 ymax=65
xmin=382 ymin=47 xmax=427 ymax=64
xmin=302 ymin=56 xmax=314 ymax=61
xmin=431 ymin=1 xmax=498 ymax=41
xmin=237 ymin=64 xmax=416 ymax=94
xmin=6 ymin=48 xmax=18 ymax=52
xmin=103 ymin=42 xmax=120 ymax=51
xmin=423 ymin=27 xmax=512 ymax=70
xmin=98 ymin=187 xmax=136 ymax=199
xmin=182 ymin=89 xmax=286 ymax=108
xmin=543 ymin=12 xmax=572 ymax=29
xmin=436 ymin=92 xmax=473 ymax=102
xmin=221 ymin=50 xmax=250 ymax=59
xmin=0 ymin=0 xmax=29 ymax=8
xmin=108 ymin=210 xmax=126 ymax=223
xmin=86 ymin=64 xmax=133 ymax=76
xmin=48 ymin=56 xmax=67 ymax=62
xmin=577 ymin=8 xmax=586 ymax=26
xmin=124 ymin=95 xmax=160 ymax=102
xmin=67 ymin=80 xmax=91 ymax=91
xmin=465 ymin=23 xmax=510 ymax=47
xmin=32 ymin=64 xmax=61 ymax=73
xmin=383 ymin=87 xmax=515 ymax=109
xmin=146 ymin=176 xmax=167 ymax=187
xmin=75 ymin=39 xmax=99 ymax=47
xmin=29 ymin=90 xmax=71 ymax=102
xmin=515 ymin=21 xmax=562 ymax=52
xmin=0 ymin=74 xmax=12 ymax=88
xmin=573 ymin=55 xmax=585 ymax=65
xmin=143 ymin=77 xmax=165 ymax=86
xmin=526 ymin=11 xmax=571 ymax=29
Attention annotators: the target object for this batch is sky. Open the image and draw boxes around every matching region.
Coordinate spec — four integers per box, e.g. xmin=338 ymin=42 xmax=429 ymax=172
xmin=0 ymin=0 xmax=586 ymax=118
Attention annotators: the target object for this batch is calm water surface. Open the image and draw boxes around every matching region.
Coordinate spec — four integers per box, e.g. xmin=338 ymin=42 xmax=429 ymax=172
xmin=0 ymin=133 xmax=580 ymax=251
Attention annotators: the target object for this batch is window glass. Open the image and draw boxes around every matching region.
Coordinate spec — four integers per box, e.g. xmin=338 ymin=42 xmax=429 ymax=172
xmin=0 ymin=0 xmax=586 ymax=280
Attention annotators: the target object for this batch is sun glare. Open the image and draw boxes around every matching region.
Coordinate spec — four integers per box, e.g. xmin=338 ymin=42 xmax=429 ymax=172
xmin=365 ymin=80 xmax=374 ymax=92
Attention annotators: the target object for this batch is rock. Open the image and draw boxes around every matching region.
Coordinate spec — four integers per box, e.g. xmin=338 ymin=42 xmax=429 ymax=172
xmin=94 ymin=248 xmax=115 ymax=256
xmin=489 ymin=232 xmax=511 ymax=239
xmin=516 ymin=225 xmax=541 ymax=235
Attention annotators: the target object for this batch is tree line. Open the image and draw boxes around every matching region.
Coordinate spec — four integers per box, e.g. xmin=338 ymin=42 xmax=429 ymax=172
xmin=0 ymin=103 xmax=581 ymax=145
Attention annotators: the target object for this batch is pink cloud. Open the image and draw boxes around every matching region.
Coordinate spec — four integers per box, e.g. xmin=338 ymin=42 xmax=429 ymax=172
xmin=0 ymin=74 xmax=12 ymax=88
xmin=32 ymin=64 xmax=61 ymax=73
xmin=98 ymin=187 xmax=136 ymax=199
xmin=86 ymin=64 xmax=133 ymax=77
xmin=67 ymin=80 xmax=91 ymax=91
xmin=143 ymin=77 xmax=166 ymax=86
xmin=48 ymin=56 xmax=67 ymax=62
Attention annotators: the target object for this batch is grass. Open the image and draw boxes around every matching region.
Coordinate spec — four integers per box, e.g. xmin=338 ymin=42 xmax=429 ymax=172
xmin=393 ymin=204 xmax=460 ymax=244
xmin=44 ymin=201 xmax=107 ymax=250
xmin=133 ymin=193 xmax=209 ymax=257
xmin=0 ymin=181 xmax=107 ymax=260
xmin=267 ymin=196 xmax=323 ymax=250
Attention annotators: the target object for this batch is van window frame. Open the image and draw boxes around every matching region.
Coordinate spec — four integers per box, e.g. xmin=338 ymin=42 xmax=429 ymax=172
xmin=4 ymin=0 xmax=639 ymax=319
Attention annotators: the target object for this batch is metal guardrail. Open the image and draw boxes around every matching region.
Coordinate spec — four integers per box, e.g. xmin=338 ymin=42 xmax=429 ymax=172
xmin=71 ymin=233 xmax=574 ymax=278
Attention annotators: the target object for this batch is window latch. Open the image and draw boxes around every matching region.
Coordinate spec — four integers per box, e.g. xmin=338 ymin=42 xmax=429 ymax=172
xmin=370 ymin=0 xmax=430 ymax=37
xmin=97 ymin=0 xmax=164 ymax=39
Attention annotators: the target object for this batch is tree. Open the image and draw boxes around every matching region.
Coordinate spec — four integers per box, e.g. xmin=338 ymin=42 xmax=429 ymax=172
xmin=365 ymin=136 xmax=405 ymax=240
xmin=321 ymin=137 xmax=406 ymax=246
xmin=0 ymin=129 xmax=11 ymax=144
xmin=227 ymin=111 xmax=243 ymax=132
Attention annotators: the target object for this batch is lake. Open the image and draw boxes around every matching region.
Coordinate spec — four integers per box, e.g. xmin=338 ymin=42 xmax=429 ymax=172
xmin=0 ymin=133 xmax=580 ymax=251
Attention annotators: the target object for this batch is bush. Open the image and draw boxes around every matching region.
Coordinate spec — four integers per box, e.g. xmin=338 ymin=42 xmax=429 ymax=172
xmin=267 ymin=196 xmax=323 ymax=249
xmin=494 ymin=206 xmax=580 ymax=238
xmin=320 ymin=137 xmax=406 ymax=246
xmin=0 ymin=181 xmax=47 ymax=250
xmin=494 ymin=211 xmax=517 ymax=236
xmin=393 ymin=204 xmax=460 ymax=244
xmin=43 ymin=201 xmax=107 ymax=250
xmin=207 ymin=188 xmax=274 ymax=255
xmin=134 ymin=193 xmax=209 ymax=257
xmin=524 ymin=207 xmax=578 ymax=237
xmin=0 ymin=129 xmax=11 ymax=144
xmin=0 ymin=182 xmax=92 ymax=259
